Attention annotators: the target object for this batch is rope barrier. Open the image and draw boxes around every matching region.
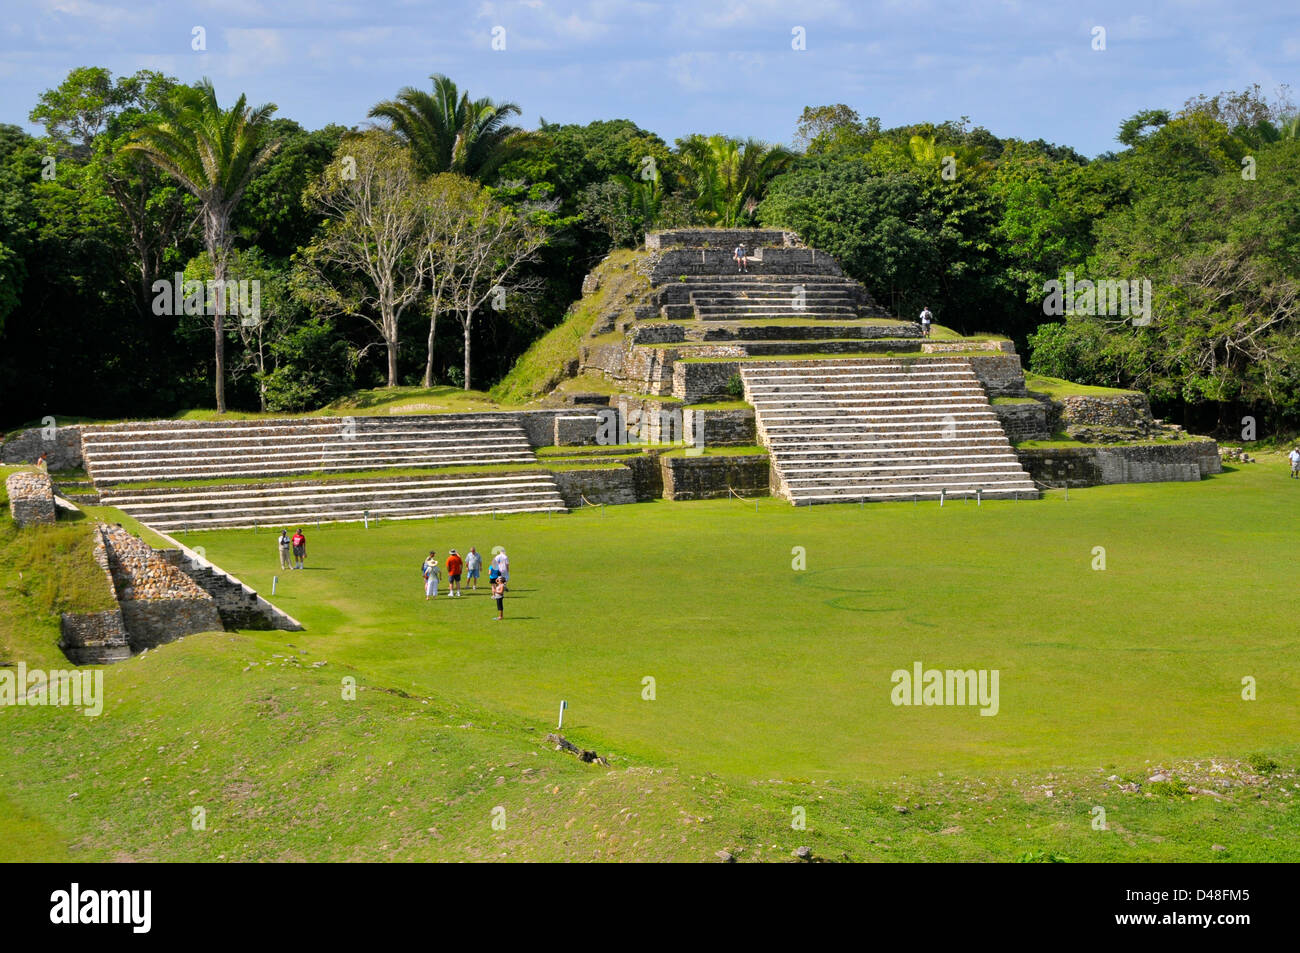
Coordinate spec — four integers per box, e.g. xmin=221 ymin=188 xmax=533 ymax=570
xmin=727 ymin=485 xmax=759 ymax=512
xmin=579 ymin=493 xmax=605 ymax=514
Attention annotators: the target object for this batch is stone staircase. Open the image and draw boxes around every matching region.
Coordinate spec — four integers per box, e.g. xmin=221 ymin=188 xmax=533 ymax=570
xmin=661 ymin=276 xmax=875 ymax=322
xmin=83 ymin=414 xmax=568 ymax=530
xmin=97 ymin=472 xmax=567 ymax=532
xmin=741 ymin=358 xmax=1038 ymax=504
xmin=81 ymin=415 xmax=539 ymax=484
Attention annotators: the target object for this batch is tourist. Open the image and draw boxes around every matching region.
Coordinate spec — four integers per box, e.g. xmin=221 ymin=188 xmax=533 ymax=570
xmin=491 ymin=548 xmax=509 ymax=591
xmin=35 ymin=452 xmax=48 ymax=470
xmin=491 ymin=572 xmax=506 ymax=621
xmin=734 ymin=243 xmax=748 ymax=273
xmin=278 ymin=530 xmax=292 ymax=570
xmin=1290 ymin=446 xmax=1300 ymax=479
xmin=919 ymin=306 xmax=933 ymax=338
xmin=422 ymin=550 xmax=439 ymax=600
xmin=446 ymin=549 xmax=463 ymax=598
xmin=292 ymin=529 xmax=306 ymax=570
xmin=465 ymin=547 xmax=482 ymax=590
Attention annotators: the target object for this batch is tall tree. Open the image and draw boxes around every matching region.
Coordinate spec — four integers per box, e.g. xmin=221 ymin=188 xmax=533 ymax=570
xmin=368 ymin=74 xmax=525 ymax=180
xmin=120 ymin=78 xmax=280 ymax=413
xmin=675 ymin=134 xmax=794 ymax=227
xmin=425 ymin=174 xmax=547 ymax=390
xmin=296 ymin=133 xmax=435 ymax=388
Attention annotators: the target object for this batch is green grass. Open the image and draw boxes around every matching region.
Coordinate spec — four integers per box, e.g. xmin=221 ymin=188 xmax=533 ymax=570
xmin=491 ymin=249 xmax=649 ymax=404
xmin=1024 ymin=373 xmax=1142 ymax=399
xmin=4 ymin=455 xmax=1300 ymax=861
xmin=659 ymin=445 xmax=767 ymax=457
xmin=1016 ymin=433 xmax=1211 ymax=450
xmin=683 ymin=401 xmax=752 ymax=411
xmin=0 ymin=477 xmax=116 ymax=669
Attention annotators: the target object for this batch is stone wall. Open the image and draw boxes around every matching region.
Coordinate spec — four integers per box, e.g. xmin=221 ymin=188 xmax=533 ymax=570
xmin=554 ymin=414 xmax=601 ymax=446
xmin=58 ymin=528 xmax=131 ymax=664
xmin=156 ymin=547 xmax=303 ymax=631
xmin=966 ymin=354 xmax=1029 ymax=397
xmin=550 ymin=467 xmax=639 ymax=508
xmin=673 ymin=361 xmax=742 ymax=402
xmin=1056 ymin=393 xmax=1151 ymax=429
xmin=645 ymin=228 xmax=798 ymax=249
xmin=622 ymin=453 xmax=664 ymax=501
xmin=922 ymin=340 xmax=1016 ymax=354
xmin=6 ymin=470 xmax=57 ymax=527
xmin=59 ymin=610 xmax=131 ymax=665
xmin=99 ymin=524 xmax=223 ymax=648
xmin=992 ymin=402 xmax=1050 ymax=442
xmin=1016 ymin=439 xmax=1222 ymax=487
xmin=660 ymin=454 xmax=770 ymax=501
xmin=650 ymin=247 xmax=848 ymax=282
xmin=684 ymin=407 xmax=756 ymax=446
xmin=0 ymin=424 xmax=84 ymax=470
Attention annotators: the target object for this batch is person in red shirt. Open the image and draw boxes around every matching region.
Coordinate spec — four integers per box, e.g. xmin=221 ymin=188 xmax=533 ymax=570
xmin=445 ymin=549 xmax=463 ymax=598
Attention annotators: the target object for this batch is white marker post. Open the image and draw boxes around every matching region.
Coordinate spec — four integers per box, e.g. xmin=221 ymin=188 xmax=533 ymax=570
xmin=557 ymin=699 xmax=567 ymax=730
xmin=363 ymin=510 xmax=369 ymax=530
xmin=272 ymin=575 xmax=278 ymax=595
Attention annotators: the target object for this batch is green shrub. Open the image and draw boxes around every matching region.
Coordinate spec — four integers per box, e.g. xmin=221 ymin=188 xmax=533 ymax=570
xmin=1246 ymin=753 xmax=1278 ymax=774
xmin=726 ymin=374 xmax=745 ymax=399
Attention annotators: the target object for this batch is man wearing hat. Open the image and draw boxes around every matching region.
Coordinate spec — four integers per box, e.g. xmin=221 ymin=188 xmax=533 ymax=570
xmin=445 ymin=548 xmax=464 ymax=598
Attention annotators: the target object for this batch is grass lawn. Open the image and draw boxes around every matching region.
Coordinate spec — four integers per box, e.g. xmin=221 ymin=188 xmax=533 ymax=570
xmin=3 ymin=456 xmax=1298 ymax=861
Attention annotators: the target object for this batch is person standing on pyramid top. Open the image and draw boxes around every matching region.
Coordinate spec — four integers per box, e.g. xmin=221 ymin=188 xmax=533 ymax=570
xmin=734 ymin=242 xmax=749 ymax=273
xmin=919 ymin=305 xmax=933 ymax=338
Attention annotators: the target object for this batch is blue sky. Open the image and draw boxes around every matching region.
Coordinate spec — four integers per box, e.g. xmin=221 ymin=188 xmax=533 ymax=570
xmin=2 ymin=0 xmax=1296 ymax=157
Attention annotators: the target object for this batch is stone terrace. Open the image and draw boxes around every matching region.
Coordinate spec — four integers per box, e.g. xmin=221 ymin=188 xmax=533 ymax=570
xmin=83 ymin=414 xmax=567 ymax=530
xmin=741 ymin=357 xmax=1037 ymax=503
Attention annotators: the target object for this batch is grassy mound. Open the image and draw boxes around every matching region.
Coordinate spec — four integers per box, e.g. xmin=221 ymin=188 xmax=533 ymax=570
xmin=4 ymin=461 xmax=1300 ymax=860
xmin=490 ymin=249 xmax=650 ymax=405
xmin=0 ymin=470 xmax=117 ymax=668
xmin=1024 ymin=373 xmax=1142 ymax=399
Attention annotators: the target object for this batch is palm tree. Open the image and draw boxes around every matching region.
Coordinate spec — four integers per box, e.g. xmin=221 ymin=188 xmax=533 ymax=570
xmin=675 ymin=135 xmax=794 ymax=227
xmin=121 ymin=79 xmax=280 ymax=413
xmin=368 ymin=74 xmax=524 ymax=180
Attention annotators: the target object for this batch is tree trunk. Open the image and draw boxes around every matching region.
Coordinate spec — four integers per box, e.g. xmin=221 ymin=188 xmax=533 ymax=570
xmin=423 ymin=310 xmax=438 ymax=388
xmin=387 ymin=334 xmax=399 ymax=388
xmin=208 ymin=211 xmax=229 ymax=414
xmin=463 ymin=318 xmax=472 ymax=391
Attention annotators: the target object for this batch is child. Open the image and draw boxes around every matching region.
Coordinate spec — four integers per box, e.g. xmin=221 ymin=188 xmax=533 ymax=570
xmin=491 ymin=573 xmax=505 ymax=621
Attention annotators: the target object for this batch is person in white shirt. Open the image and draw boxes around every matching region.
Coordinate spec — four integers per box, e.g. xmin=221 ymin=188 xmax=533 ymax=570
xmin=491 ymin=549 xmax=509 ymax=590
xmin=1289 ymin=447 xmax=1300 ymax=478
xmin=919 ymin=306 xmax=933 ymax=338
xmin=422 ymin=551 xmax=439 ymax=600
xmin=734 ymin=244 xmax=748 ymax=273
xmin=465 ymin=547 xmax=482 ymax=590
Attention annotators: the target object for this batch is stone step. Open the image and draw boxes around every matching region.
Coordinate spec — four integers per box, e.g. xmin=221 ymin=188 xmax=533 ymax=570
xmin=792 ymin=484 xmax=1038 ymax=504
xmin=781 ymin=459 xmax=1028 ymax=478
xmin=107 ymin=473 xmax=568 ymax=531
xmin=741 ymin=357 xmax=1035 ymax=506
xmin=89 ymin=454 xmax=539 ymax=484
xmin=149 ymin=501 xmax=566 ymax=533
